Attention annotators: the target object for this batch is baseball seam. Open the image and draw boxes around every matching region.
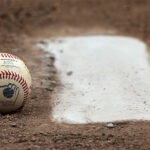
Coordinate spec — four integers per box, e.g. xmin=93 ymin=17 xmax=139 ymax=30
xmin=0 ymin=53 xmax=22 ymax=61
xmin=0 ymin=70 xmax=29 ymax=107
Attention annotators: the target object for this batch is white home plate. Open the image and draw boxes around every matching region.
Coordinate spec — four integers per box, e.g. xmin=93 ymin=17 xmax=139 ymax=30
xmin=38 ymin=35 xmax=150 ymax=124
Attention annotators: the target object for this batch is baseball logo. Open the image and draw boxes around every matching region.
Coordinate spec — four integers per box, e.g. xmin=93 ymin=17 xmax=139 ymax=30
xmin=0 ymin=53 xmax=32 ymax=113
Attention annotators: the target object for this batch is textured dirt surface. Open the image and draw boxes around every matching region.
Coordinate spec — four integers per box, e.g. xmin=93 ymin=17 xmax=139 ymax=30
xmin=0 ymin=0 xmax=150 ymax=149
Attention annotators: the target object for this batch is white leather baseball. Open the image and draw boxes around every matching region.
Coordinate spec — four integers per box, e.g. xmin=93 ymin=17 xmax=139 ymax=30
xmin=0 ymin=53 xmax=32 ymax=112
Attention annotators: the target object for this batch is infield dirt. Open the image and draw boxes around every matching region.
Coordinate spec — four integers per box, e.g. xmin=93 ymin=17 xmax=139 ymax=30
xmin=0 ymin=0 xmax=150 ymax=149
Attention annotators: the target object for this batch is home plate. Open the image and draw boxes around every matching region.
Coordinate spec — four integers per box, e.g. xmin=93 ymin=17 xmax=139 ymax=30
xmin=38 ymin=35 xmax=150 ymax=124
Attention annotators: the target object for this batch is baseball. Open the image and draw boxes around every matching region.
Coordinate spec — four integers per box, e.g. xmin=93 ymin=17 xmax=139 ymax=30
xmin=0 ymin=53 xmax=31 ymax=113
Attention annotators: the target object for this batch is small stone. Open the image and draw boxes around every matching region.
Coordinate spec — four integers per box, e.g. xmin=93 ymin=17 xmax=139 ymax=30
xmin=45 ymin=87 xmax=54 ymax=91
xmin=102 ymin=133 xmax=105 ymax=136
xmin=105 ymin=123 xmax=115 ymax=128
xmin=60 ymin=50 xmax=63 ymax=53
xmin=50 ymin=80 xmax=57 ymax=84
xmin=67 ymin=71 xmax=73 ymax=76
xmin=10 ymin=123 xmax=17 ymax=127
xmin=31 ymin=137 xmax=36 ymax=142
xmin=49 ymin=55 xmax=55 ymax=62
xmin=38 ymin=40 xmax=48 ymax=45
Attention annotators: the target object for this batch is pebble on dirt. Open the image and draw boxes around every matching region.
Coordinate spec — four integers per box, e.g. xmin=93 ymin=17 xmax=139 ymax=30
xmin=45 ymin=87 xmax=54 ymax=91
xmin=105 ymin=123 xmax=115 ymax=128
xmin=10 ymin=123 xmax=17 ymax=127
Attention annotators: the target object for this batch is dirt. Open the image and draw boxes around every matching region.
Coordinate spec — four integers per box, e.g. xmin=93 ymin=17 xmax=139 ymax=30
xmin=0 ymin=0 xmax=150 ymax=149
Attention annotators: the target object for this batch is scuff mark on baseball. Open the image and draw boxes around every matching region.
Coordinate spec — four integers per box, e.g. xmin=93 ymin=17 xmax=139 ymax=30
xmin=0 ymin=53 xmax=32 ymax=113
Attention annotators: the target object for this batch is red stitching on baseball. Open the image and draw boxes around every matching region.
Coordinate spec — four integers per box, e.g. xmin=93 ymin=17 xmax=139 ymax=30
xmin=19 ymin=76 xmax=22 ymax=82
xmin=8 ymin=71 xmax=11 ymax=79
xmin=1 ymin=71 xmax=5 ymax=78
xmin=7 ymin=54 xmax=10 ymax=58
xmin=0 ymin=53 xmax=22 ymax=61
xmin=4 ymin=70 xmax=8 ymax=79
xmin=22 ymin=82 xmax=26 ymax=87
xmin=14 ymin=73 xmax=17 ymax=80
xmin=11 ymin=72 xmax=14 ymax=79
xmin=16 ymin=74 xmax=19 ymax=81
xmin=0 ymin=70 xmax=29 ymax=107
xmin=21 ymin=78 xmax=25 ymax=85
